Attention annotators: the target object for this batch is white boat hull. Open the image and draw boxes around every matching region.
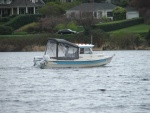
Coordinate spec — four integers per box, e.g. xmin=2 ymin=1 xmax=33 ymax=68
xmin=39 ymin=56 xmax=113 ymax=68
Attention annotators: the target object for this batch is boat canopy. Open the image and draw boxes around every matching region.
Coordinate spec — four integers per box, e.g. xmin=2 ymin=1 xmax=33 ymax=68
xmin=45 ymin=38 xmax=79 ymax=60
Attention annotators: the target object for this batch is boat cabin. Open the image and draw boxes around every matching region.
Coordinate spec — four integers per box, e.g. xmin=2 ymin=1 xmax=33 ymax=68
xmin=77 ymin=44 xmax=94 ymax=54
xmin=45 ymin=38 xmax=79 ymax=60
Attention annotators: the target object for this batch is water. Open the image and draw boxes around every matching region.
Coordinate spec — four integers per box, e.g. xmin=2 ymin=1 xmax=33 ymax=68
xmin=0 ymin=51 xmax=150 ymax=113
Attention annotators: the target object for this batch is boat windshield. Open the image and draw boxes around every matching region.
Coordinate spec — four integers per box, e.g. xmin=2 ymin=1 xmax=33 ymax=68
xmin=45 ymin=39 xmax=79 ymax=60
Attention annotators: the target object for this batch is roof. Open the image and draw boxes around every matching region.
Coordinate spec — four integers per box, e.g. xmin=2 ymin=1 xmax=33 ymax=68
xmin=67 ymin=3 xmax=116 ymax=12
xmin=0 ymin=0 xmax=45 ymax=8
xmin=48 ymin=38 xmax=79 ymax=48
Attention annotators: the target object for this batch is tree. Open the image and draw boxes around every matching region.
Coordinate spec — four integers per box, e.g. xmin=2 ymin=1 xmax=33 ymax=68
xmin=39 ymin=2 xmax=65 ymax=17
xmin=38 ymin=17 xmax=65 ymax=32
xmin=129 ymin=0 xmax=150 ymax=16
xmin=120 ymin=0 xmax=128 ymax=7
xmin=75 ymin=13 xmax=100 ymax=35
xmin=130 ymin=0 xmax=150 ymax=9
xmin=112 ymin=6 xmax=126 ymax=21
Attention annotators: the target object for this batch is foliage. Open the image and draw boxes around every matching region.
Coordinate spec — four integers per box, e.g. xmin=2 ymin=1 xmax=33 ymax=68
xmin=110 ymin=24 xmax=150 ymax=34
xmin=101 ymin=16 xmax=112 ymax=22
xmin=61 ymin=2 xmax=81 ymax=10
xmin=38 ymin=17 xmax=65 ymax=33
xmin=130 ymin=0 xmax=150 ymax=17
xmin=146 ymin=29 xmax=150 ymax=46
xmin=112 ymin=6 xmax=126 ymax=21
xmin=4 ymin=14 xmax=43 ymax=30
xmin=55 ymin=21 xmax=78 ymax=31
xmin=120 ymin=0 xmax=128 ymax=7
xmin=43 ymin=0 xmax=60 ymax=3
xmin=89 ymin=29 xmax=108 ymax=47
xmin=0 ymin=17 xmax=10 ymax=23
xmin=39 ymin=2 xmax=65 ymax=17
xmin=130 ymin=0 xmax=150 ymax=9
xmin=0 ymin=26 xmax=13 ymax=35
xmin=109 ymin=32 xmax=140 ymax=49
xmin=15 ymin=22 xmax=39 ymax=33
xmin=92 ymin=17 xmax=144 ymax=32
xmin=82 ymin=0 xmax=106 ymax=3
xmin=134 ymin=34 xmax=145 ymax=46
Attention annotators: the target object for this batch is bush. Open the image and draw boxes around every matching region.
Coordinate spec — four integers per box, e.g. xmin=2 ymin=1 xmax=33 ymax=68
xmin=92 ymin=17 xmax=144 ymax=32
xmin=113 ymin=6 xmax=126 ymax=21
xmin=55 ymin=21 xmax=78 ymax=31
xmin=0 ymin=26 xmax=13 ymax=35
xmin=89 ymin=29 xmax=108 ymax=47
xmin=146 ymin=29 xmax=150 ymax=46
xmin=109 ymin=32 xmax=135 ymax=49
xmin=4 ymin=14 xmax=43 ymax=30
xmin=0 ymin=17 xmax=10 ymax=23
xmin=15 ymin=22 xmax=40 ymax=33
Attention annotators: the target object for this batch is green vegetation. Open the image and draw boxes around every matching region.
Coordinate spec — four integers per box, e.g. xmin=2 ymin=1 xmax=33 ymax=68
xmin=92 ymin=18 xmax=144 ymax=32
xmin=113 ymin=6 xmax=126 ymax=21
xmin=4 ymin=14 xmax=43 ymax=30
xmin=0 ymin=26 xmax=13 ymax=35
xmin=110 ymin=24 xmax=150 ymax=33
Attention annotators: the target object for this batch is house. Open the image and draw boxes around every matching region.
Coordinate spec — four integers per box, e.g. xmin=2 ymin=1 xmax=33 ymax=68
xmin=125 ymin=7 xmax=139 ymax=19
xmin=66 ymin=3 xmax=116 ymax=20
xmin=0 ymin=0 xmax=45 ymax=17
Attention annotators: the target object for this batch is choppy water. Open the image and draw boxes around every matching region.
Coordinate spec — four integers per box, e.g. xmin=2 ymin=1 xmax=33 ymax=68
xmin=0 ymin=51 xmax=150 ymax=113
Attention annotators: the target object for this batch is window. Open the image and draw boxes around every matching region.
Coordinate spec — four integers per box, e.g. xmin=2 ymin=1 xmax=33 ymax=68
xmin=107 ymin=12 xmax=113 ymax=17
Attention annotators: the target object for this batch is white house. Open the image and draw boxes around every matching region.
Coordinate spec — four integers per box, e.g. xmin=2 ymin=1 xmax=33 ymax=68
xmin=66 ymin=3 xmax=139 ymax=20
xmin=66 ymin=3 xmax=116 ymax=20
xmin=0 ymin=0 xmax=45 ymax=17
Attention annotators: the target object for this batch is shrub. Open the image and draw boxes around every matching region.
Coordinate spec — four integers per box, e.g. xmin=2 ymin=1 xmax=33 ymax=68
xmin=113 ymin=6 xmax=126 ymax=21
xmin=15 ymin=22 xmax=40 ymax=33
xmin=146 ymin=29 xmax=150 ymax=46
xmin=4 ymin=14 xmax=43 ymax=30
xmin=110 ymin=32 xmax=136 ymax=49
xmin=0 ymin=26 xmax=13 ymax=35
xmin=92 ymin=17 xmax=144 ymax=32
xmin=89 ymin=29 xmax=108 ymax=47
xmin=55 ymin=21 xmax=78 ymax=31
xmin=134 ymin=34 xmax=145 ymax=46
xmin=0 ymin=17 xmax=10 ymax=23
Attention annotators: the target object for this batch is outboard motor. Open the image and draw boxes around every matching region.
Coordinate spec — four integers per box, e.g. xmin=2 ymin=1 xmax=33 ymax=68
xmin=43 ymin=55 xmax=50 ymax=61
xmin=40 ymin=55 xmax=50 ymax=68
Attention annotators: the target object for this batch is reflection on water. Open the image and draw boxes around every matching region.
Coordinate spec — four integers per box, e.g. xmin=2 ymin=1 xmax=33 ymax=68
xmin=0 ymin=51 xmax=150 ymax=113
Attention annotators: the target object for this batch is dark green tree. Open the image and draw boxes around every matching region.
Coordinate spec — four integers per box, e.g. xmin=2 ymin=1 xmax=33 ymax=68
xmin=39 ymin=2 xmax=65 ymax=17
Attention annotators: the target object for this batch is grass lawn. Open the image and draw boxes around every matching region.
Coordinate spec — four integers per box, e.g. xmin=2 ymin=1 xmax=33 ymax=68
xmin=109 ymin=24 xmax=150 ymax=33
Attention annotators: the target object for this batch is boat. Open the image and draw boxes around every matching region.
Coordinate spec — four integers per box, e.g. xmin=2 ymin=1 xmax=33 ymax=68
xmin=33 ymin=38 xmax=113 ymax=68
